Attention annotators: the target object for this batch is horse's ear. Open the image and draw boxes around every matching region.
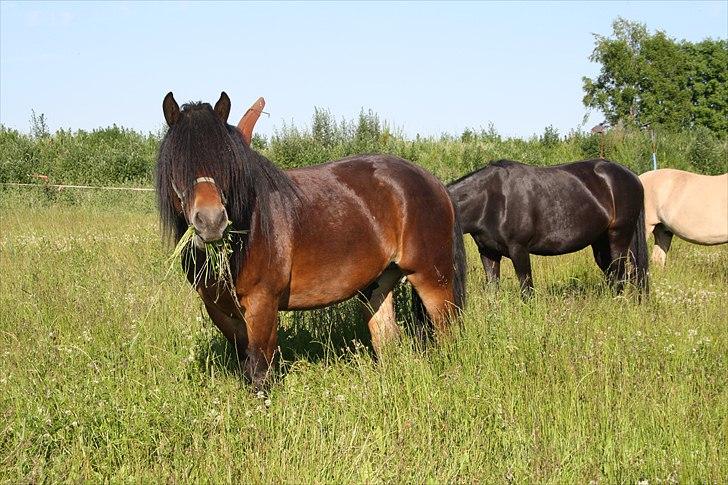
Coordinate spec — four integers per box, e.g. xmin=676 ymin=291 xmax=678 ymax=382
xmin=163 ymin=92 xmax=180 ymax=126
xmin=214 ymin=91 xmax=231 ymax=123
xmin=237 ymin=97 xmax=266 ymax=145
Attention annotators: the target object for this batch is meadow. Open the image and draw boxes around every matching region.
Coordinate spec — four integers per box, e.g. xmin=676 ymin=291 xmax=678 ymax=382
xmin=1 ymin=188 xmax=726 ymax=483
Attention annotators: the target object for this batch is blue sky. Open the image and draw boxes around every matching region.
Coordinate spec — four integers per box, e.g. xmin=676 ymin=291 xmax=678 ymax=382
xmin=1 ymin=1 xmax=726 ymax=139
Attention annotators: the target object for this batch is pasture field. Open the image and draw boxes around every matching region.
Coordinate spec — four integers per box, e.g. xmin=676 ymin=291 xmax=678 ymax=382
xmin=0 ymin=189 xmax=726 ymax=483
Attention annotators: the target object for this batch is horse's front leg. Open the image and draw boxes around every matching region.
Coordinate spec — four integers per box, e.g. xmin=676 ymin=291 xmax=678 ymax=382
xmin=240 ymin=294 xmax=279 ymax=391
xmin=202 ymin=301 xmax=248 ymax=359
xmin=509 ymin=246 xmax=534 ymax=298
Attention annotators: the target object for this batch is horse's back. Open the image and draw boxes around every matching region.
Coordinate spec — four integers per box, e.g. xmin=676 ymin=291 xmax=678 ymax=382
xmin=288 ymin=154 xmax=451 ymax=226
xmin=640 ymin=169 xmax=728 ymax=244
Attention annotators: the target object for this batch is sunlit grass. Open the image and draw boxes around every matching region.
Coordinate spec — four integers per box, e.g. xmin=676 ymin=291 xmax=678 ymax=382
xmin=0 ymin=191 xmax=726 ymax=482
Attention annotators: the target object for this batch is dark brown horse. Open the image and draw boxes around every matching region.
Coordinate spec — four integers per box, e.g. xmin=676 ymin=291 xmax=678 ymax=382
xmin=156 ymin=92 xmax=466 ymax=389
xmin=448 ymin=159 xmax=649 ymax=298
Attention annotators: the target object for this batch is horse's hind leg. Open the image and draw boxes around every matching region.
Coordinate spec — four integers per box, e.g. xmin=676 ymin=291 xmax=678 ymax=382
xmin=360 ymin=267 xmax=402 ymax=355
xmin=651 ymin=224 xmax=673 ymax=267
xmin=406 ymin=271 xmax=457 ymax=337
xmin=603 ymin=228 xmax=633 ymax=294
xmin=591 ymin=236 xmax=612 ymax=276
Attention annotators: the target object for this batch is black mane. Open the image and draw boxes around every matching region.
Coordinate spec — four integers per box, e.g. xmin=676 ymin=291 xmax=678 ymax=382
xmin=155 ymin=101 xmax=301 ymax=279
xmin=447 ymin=159 xmax=519 ymax=187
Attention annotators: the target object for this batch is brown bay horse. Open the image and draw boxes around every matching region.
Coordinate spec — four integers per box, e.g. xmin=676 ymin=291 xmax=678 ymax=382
xmin=156 ymin=92 xmax=466 ymax=389
xmin=448 ymin=159 xmax=649 ymax=298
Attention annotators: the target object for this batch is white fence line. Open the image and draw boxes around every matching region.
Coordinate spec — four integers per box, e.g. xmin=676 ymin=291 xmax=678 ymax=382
xmin=0 ymin=182 xmax=154 ymax=192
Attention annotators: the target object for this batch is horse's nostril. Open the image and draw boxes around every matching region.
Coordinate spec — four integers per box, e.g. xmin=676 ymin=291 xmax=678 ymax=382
xmin=215 ymin=208 xmax=227 ymax=227
xmin=192 ymin=211 xmax=204 ymax=227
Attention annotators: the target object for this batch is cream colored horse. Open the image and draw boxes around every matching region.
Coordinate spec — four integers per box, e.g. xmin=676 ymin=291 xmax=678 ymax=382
xmin=640 ymin=169 xmax=728 ymax=266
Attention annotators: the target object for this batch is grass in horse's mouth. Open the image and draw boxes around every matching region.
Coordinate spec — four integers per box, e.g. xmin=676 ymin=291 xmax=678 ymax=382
xmin=167 ymin=222 xmax=235 ymax=291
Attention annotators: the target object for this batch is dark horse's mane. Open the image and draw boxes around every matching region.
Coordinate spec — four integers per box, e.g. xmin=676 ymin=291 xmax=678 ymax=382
xmin=155 ymin=101 xmax=301 ymax=279
xmin=447 ymin=159 xmax=520 ymax=187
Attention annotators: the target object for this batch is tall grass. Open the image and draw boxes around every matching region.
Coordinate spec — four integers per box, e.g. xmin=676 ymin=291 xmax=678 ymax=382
xmin=0 ymin=190 xmax=726 ymax=482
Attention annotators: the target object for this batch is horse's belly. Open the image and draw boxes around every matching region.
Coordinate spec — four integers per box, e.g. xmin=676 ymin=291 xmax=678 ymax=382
xmin=530 ymin=240 xmax=590 ymax=256
xmin=663 ymin=201 xmax=728 ymax=245
xmin=284 ymin=252 xmax=390 ymax=310
xmin=528 ymin=221 xmax=607 ymax=256
xmin=656 ymin=174 xmax=728 ymax=245
xmin=666 ymin=221 xmax=728 ymax=245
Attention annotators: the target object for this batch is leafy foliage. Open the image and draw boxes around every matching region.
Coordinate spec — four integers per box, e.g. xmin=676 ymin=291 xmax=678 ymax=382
xmin=1 ymin=106 xmax=726 ymax=188
xmin=583 ymin=18 xmax=728 ymax=136
xmin=0 ymin=124 xmax=159 ymax=185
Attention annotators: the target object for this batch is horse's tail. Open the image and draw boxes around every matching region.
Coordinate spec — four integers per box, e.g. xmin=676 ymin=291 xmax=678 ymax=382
xmin=630 ymin=203 xmax=650 ymax=297
xmin=411 ymin=195 xmax=467 ymax=329
xmin=450 ymin=198 xmax=467 ymax=313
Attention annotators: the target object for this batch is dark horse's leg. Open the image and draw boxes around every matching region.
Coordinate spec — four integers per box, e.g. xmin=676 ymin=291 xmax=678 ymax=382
xmin=474 ymin=237 xmax=501 ymax=288
xmin=651 ymin=224 xmax=673 ymax=267
xmin=509 ymin=246 xmax=533 ymax=298
xmin=591 ymin=235 xmax=612 ymax=280
xmin=593 ymin=228 xmax=633 ymax=294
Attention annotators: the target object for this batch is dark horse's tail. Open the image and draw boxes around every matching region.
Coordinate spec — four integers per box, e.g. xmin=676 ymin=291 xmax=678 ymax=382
xmin=630 ymin=204 xmax=649 ymax=297
xmin=412 ymin=196 xmax=467 ymax=326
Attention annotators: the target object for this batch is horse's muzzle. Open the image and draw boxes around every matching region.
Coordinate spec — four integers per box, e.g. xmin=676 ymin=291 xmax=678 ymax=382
xmin=190 ymin=205 xmax=228 ymax=243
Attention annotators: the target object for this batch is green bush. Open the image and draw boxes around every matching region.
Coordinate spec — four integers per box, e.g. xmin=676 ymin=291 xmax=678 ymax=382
xmin=0 ymin=125 xmax=159 ymax=186
xmin=1 ymin=110 xmax=726 ymax=188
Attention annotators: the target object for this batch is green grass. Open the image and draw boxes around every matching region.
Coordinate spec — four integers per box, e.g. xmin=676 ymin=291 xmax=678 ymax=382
xmin=0 ymin=190 xmax=726 ymax=482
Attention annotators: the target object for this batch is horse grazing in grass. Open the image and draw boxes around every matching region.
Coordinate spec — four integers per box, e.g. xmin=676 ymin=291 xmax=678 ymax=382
xmin=156 ymin=92 xmax=466 ymax=389
xmin=448 ymin=159 xmax=649 ymax=298
xmin=639 ymin=169 xmax=728 ymax=267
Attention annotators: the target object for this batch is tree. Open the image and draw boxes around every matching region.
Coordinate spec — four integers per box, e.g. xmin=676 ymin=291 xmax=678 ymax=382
xmin=583 ymin=18 xmax=728 ymax=136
